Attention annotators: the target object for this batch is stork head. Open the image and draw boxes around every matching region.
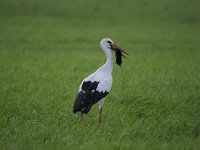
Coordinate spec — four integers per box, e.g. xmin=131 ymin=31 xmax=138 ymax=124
xmin=100 ymin=38 xmax=128 ymax=66
xmin=100 ymin=38 xmax=114 ymax=50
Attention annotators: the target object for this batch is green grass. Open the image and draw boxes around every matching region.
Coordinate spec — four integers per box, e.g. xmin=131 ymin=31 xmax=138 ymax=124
xmin=1 ymin=0 xmax=200 ymax=149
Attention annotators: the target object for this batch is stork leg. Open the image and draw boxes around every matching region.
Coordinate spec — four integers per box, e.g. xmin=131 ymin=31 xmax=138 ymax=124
xmin=80 ymin=111 xmax=83 ymax=123
xmin=98 ymin=106 xmax=103 ymax=126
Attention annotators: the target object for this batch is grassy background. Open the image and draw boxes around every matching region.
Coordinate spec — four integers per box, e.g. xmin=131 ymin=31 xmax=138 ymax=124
xmin=1 ymin=0 xmax=200 ymax=149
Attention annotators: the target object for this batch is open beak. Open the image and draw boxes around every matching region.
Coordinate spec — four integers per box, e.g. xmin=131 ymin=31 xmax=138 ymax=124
xmin=111 ymin=44 xmax=128 ymax=66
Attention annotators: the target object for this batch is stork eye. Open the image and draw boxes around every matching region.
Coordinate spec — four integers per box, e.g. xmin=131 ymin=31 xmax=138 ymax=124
xmin=107 ymin=41 xmax=112 ymax=44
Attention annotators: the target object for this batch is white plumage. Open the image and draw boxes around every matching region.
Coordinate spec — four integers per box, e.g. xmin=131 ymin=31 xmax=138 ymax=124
xmin=79 ymin=68 xmax=113 ymax=93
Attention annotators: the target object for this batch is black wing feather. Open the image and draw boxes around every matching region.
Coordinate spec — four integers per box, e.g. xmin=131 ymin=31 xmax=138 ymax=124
xmin=73 ymin=81 xmax=109 ymax=114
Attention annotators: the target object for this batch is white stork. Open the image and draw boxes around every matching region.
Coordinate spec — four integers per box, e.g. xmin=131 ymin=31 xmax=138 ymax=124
xmin=73 ymin=38 xmax=128 ymax=125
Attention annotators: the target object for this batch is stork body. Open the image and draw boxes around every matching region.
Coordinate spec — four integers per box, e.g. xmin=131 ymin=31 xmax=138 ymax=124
xmin=73 ymin=38 xmax=128 ymax=125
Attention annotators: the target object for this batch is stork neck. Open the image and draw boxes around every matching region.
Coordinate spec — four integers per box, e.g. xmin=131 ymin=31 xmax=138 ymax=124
xmin=101 ymin=48 xmax=113 ymax=74
xmin=105 ymin=48 xmax=113 ymax=66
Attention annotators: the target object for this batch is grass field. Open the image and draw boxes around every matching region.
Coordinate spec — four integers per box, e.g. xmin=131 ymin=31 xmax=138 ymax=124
xmin=1 ymin=0 xmax=200 ymax=149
